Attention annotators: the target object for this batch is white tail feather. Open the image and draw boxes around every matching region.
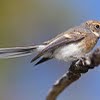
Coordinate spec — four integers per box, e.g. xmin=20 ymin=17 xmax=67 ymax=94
xmin=0 ymin=46 xmax=37 ymax=59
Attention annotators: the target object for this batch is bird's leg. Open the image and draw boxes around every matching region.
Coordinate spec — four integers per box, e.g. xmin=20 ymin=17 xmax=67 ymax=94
xmin=75 ymin=54 xmax=91 ymax=66
xmin=75 ymin=57 xmax=86 ymax=66
xmin=71 ymin=56 xmax=91 ymax=73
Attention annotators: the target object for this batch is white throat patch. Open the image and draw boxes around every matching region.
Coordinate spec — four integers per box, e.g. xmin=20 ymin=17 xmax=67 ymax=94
xmin=92 ymin=31 xmax=100 ymax=37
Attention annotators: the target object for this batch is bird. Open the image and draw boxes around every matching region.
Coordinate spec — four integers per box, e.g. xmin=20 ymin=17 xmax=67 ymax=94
xmin=0 ymin=20 xmax=100 ymax=66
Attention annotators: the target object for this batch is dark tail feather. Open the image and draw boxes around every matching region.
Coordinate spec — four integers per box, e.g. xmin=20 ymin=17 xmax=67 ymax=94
xmin=34 ymin=57 xmax=51 ymax=66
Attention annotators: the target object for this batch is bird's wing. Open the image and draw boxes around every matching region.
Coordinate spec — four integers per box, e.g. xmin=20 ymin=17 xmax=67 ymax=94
xmin=31 ymin=32 xmax=85 ymax=63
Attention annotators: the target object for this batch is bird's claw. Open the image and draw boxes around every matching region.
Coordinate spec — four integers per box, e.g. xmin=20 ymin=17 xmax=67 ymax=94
xmin=74 ymin=57 xmax=90 ymax=73
xmin=75 ymin=57 xmax=86 ymax=67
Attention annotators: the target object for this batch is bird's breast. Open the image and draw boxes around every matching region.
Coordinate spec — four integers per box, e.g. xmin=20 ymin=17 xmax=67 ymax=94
xmin=54 ymin=43 xmax=84 ymax=62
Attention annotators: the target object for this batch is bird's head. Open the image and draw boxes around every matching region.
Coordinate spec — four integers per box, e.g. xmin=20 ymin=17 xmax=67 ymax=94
xmin=85 ymin=20 xmax=100 ymax=38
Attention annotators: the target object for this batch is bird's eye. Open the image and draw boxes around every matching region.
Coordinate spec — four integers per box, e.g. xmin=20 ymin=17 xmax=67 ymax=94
xmin=95 ymin=24 xmax=100 ymax=29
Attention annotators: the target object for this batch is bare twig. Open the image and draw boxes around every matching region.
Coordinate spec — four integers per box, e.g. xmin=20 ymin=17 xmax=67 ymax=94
xmin=46 ymin=47 xmax=100 ymax=100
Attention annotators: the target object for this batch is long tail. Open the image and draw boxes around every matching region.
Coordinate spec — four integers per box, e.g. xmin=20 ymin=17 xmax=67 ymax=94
xmin=0 ymin=46 xmax=38 ymax=59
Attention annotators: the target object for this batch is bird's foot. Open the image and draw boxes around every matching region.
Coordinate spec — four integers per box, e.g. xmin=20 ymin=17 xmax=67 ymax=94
xmin=74 ymin=57 xmax=91 ymax=73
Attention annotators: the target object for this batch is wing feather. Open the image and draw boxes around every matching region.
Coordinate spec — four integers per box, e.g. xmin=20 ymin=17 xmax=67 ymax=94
xmin=31 ymin=32 xmax=85 ymax=62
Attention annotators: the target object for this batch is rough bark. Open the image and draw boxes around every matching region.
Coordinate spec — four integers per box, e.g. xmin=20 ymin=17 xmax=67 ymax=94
xmin=46 ymin=47 xmax=100 ymax=100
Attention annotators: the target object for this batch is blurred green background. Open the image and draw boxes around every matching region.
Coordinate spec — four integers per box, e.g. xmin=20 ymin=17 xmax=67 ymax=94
xmin=0 ymin=0 xmax=100 ymax=100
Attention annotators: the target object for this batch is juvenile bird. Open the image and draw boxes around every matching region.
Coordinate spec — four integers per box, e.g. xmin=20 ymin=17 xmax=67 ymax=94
xmin=0 ymin=20 xmax=100 ymax=66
